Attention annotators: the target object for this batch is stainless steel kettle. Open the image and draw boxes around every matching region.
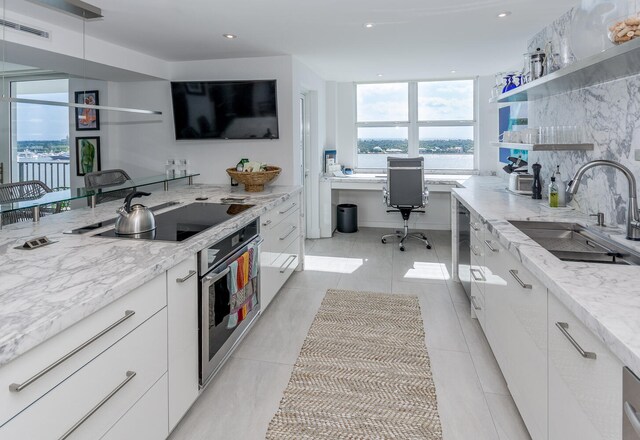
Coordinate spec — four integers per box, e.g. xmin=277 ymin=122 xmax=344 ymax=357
xmin=114 ymin=191 xmax=156 ymax=235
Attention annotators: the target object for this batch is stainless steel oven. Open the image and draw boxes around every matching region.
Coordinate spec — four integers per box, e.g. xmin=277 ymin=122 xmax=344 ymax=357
xmin=198 ymin=219 xmax=261 ymax=388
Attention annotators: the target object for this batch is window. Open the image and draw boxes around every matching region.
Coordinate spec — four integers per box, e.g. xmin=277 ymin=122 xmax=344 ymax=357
xmin=356 ymin=79 xmax=475 ymax=170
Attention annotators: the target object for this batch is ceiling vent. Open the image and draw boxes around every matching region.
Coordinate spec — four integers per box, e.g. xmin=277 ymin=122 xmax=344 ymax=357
xmin=0 ymin=18 xmax=50 ymax=39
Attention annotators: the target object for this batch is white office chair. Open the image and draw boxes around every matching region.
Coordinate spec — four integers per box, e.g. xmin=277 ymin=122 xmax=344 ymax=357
xmin=381 ymin=157 xmax=431 ymax=251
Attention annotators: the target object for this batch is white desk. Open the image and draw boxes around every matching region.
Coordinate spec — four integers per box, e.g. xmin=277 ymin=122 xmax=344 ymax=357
xmin=318 ymin=174 xmax=473 ymax=237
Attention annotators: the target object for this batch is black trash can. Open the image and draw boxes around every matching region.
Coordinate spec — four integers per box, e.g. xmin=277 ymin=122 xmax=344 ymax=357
xmin=337 ymin=204 xmax=358 ymax=233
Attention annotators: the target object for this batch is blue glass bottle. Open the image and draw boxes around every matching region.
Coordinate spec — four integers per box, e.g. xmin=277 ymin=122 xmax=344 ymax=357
xmin=502 ymin=74 xmax=517 ymax=93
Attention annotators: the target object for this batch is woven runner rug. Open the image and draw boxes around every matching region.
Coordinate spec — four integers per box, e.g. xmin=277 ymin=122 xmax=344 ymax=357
xmin=265 ymin=289 xmax=442 ymax=439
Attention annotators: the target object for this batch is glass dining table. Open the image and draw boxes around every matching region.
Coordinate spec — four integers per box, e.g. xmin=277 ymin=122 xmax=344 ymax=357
xmin=0 ymin=173 xmax=199 ymax=223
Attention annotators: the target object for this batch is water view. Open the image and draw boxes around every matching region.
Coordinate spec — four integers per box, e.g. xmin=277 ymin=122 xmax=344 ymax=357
xmin=358 ymin=153 xmax=473 ymax=170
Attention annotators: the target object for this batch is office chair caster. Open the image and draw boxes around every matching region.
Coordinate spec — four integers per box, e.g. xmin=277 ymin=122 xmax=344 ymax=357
xmin=399 ymin=245 xmax=405 ymax=251
xmin=381 ymin=238 xmax=386 ymax=244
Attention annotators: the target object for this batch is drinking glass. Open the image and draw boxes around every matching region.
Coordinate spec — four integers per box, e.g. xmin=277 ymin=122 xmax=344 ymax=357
xmin=165 ymin=159 xmax=176 ymax=178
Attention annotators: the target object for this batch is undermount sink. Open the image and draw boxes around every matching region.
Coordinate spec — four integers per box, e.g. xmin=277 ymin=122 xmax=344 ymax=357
xmin=508 ymin=220 xmax=640 ymax=266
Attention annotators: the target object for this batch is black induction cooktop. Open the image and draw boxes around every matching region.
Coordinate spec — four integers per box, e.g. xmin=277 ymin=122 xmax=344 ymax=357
xmin=94 ymin=202 xmax=254 ymax=242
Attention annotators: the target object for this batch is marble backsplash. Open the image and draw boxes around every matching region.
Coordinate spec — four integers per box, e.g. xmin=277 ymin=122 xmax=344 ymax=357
xmin=524 ymin=0 xmax=640 ymax=227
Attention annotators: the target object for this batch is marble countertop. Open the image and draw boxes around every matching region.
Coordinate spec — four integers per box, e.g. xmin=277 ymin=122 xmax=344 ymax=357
xmin=0 ymin=183 xmax=301 ymax=367
xmin=321 ymin=173 xmax=473 ymax=186
xmin=452 ymin=176 xmax=640 ymax=376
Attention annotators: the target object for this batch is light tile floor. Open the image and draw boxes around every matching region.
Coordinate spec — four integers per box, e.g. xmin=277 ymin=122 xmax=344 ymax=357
xmin=169 ymin=228 xmax=531 ymax=440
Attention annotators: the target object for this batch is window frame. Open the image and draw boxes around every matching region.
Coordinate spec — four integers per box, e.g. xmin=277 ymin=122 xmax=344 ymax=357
xmin=355 ymin=78 xmax=477 ymax=172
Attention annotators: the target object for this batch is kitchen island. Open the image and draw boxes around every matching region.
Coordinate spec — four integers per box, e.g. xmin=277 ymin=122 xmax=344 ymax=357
xmin=0 ymin=183 xmax=302 ymax=367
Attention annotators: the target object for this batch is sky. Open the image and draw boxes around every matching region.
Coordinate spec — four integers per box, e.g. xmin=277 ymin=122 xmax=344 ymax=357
xmin=15 ymin=92 xmax=70 ymax=142
xmin=357 ymin=80 xmax=474 ymax=139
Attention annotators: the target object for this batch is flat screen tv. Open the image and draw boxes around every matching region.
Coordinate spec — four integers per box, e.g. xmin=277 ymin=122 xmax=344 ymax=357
xmin=170 ymin=80 xmax=279 ymax=140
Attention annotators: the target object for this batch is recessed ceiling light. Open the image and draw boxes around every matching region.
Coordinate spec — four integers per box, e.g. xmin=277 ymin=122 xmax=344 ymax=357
xmin=377 ymin=74 xmax=383 ymax=77
xmin=222 ymin=34 xmax=237 ymax=39
xmin=364 ymin=23 xmax=374 ymax=28
xmin=451 ymin=70 xmax=457 ymax=74
xmin=497 ymin=11 xmax=511 ymax=18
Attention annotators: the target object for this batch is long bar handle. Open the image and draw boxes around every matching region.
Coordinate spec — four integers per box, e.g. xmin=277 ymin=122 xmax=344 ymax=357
xmin=470 ymin=268 xmax=485 ymax=282
xmin=261 ymin=219 xmax=272 ymax=227
xmin=204 ymin=267 xmax=230 ymax=285
xmin=625 ymin=402 xmax=640 ymax=436
xmin=279 ymin=225 xmax=297 ymax=241
xmin=470 ymin=296 xmax=482 ymax=311
xmin=470 ymin=245 xmax=480 ymax=257
xmin=176 ymin=270 xmax=196 ymax=283
xmin=58 ymin=371 xmax=136 ymax=440
xmin=471 ymin=222 xmax=481 ymax=231
xmin=9 ymin=311 xmax=135 ymax=393
xmin=555 ymin=322 xmax=597 ymax=359
xmin=484 ymin=240 xmax=499 ymax=253
xmin=279 ymin=255 xmax=297 ymax=273
xmin=509 ymin=269 xmax=532 ymax=289
xmin=278 ymin=202 xmax=297 ymax=214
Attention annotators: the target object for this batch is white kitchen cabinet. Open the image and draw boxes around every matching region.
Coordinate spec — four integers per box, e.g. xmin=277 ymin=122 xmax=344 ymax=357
xmin=167 ymin=255 xmax=199 ymax=431
xmin=261 ymin=235 xmax=301 ymax=308
xmin=547 ymin=292 xmax=622 ymax=440
xmin=0 ymin=309 xmax=168 ymax=440
xmin=469 ymin=223 xmax=486 ymax=327
xmin=0 ymin=273 xmax=166 ymax=427
xmin=101 ymin=374 xmax=169 ymax=440
xmin=482 ymin=236 xmax=548 ymax=440
xmin=260 ymin=194 xmax=302 ymax=309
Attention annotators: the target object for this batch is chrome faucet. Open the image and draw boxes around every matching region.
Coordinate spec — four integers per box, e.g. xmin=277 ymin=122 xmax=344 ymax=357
xmin=567 ymin=159 xmax=640 ymax=240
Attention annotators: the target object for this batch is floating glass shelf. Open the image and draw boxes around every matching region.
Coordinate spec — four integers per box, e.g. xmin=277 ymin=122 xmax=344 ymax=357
xmin=490 ymin=38 xmax=640 ymax=103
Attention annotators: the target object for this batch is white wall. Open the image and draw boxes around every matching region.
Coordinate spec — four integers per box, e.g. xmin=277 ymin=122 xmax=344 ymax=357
xmin=108 ymin=56 xmax=297 ymax=185
xmin=477 ymin=75 xmax=499 ymax=174
xmin=292 ymin=59 xmax=327 ymax=238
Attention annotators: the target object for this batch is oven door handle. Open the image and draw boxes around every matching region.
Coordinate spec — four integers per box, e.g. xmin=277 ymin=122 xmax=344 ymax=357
xmin=204 ymin=268 xmax=230 ymax=285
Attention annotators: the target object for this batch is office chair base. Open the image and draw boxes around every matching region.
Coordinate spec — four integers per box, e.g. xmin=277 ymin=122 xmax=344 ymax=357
xmin=381 ymin=231 xmax=431 ymax=252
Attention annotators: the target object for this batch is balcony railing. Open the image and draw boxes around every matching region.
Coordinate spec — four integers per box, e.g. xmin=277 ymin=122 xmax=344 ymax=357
xmin=18 ymin=161 xmax=71 ymax=190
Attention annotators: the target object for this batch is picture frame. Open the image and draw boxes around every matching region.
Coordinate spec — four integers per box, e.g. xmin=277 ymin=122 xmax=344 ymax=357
xmin=75 ymin=90 xmax=100 ymax=131
xmin=75 ymin=136 xmax=101 ymax=176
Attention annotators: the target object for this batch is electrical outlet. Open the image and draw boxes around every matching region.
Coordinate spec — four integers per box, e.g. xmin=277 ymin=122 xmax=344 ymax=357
xmin=635 ymin=149 xmax=640 ymax=161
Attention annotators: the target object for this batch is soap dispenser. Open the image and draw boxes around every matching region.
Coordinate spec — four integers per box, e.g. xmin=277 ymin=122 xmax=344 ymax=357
xmin=555 ymin=165 xmax=566 ymax=207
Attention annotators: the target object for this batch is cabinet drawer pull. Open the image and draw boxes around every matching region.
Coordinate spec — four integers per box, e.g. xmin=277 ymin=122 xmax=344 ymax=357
xmin=470 ymin=296 xmax=482 ymax=311
xmin=279 ymin=255 xmax=297 ymax=273
xmin=555 ymin=322 xmax=597 ymax=359
xmin=9 ymin=310 xmax=136 ymax=393
xmin=470 ymin=245 xmax=480 ymax=257
xmin=58 ymin=371 xmax=136 ymax=440
xmin=471 ymin=222 xmax=480 ymax=231
xmin=470 ymin=268 xmax=485 ymax=282
xmin=176 ymin=270 xmax=196 ymax=283
xmin=279 ymin=225 xmax=297 ymax=241
xmin=484 ymin=240 xmax=498 ymax=253
xmin=509 ymin=269 xmax=532 ymax=289
xmin=278 ymin=202 xmax=297 ymax=215
xmin=624 ymin=402 xmax=640 ymax=436
xmin=261 ymin=219 xmax=272 ymax=227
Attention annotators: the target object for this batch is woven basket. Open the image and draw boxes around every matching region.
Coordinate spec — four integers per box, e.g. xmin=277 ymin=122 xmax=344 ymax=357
xmin=226 ymin=166 xmax=281 ymax=192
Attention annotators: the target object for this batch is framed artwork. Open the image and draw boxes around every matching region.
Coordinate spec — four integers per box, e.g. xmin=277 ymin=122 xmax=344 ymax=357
xmin=75 ymin=90 xmax=100 ymax=131
xmin=76 ymin=137 xmax=101 ymax=176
